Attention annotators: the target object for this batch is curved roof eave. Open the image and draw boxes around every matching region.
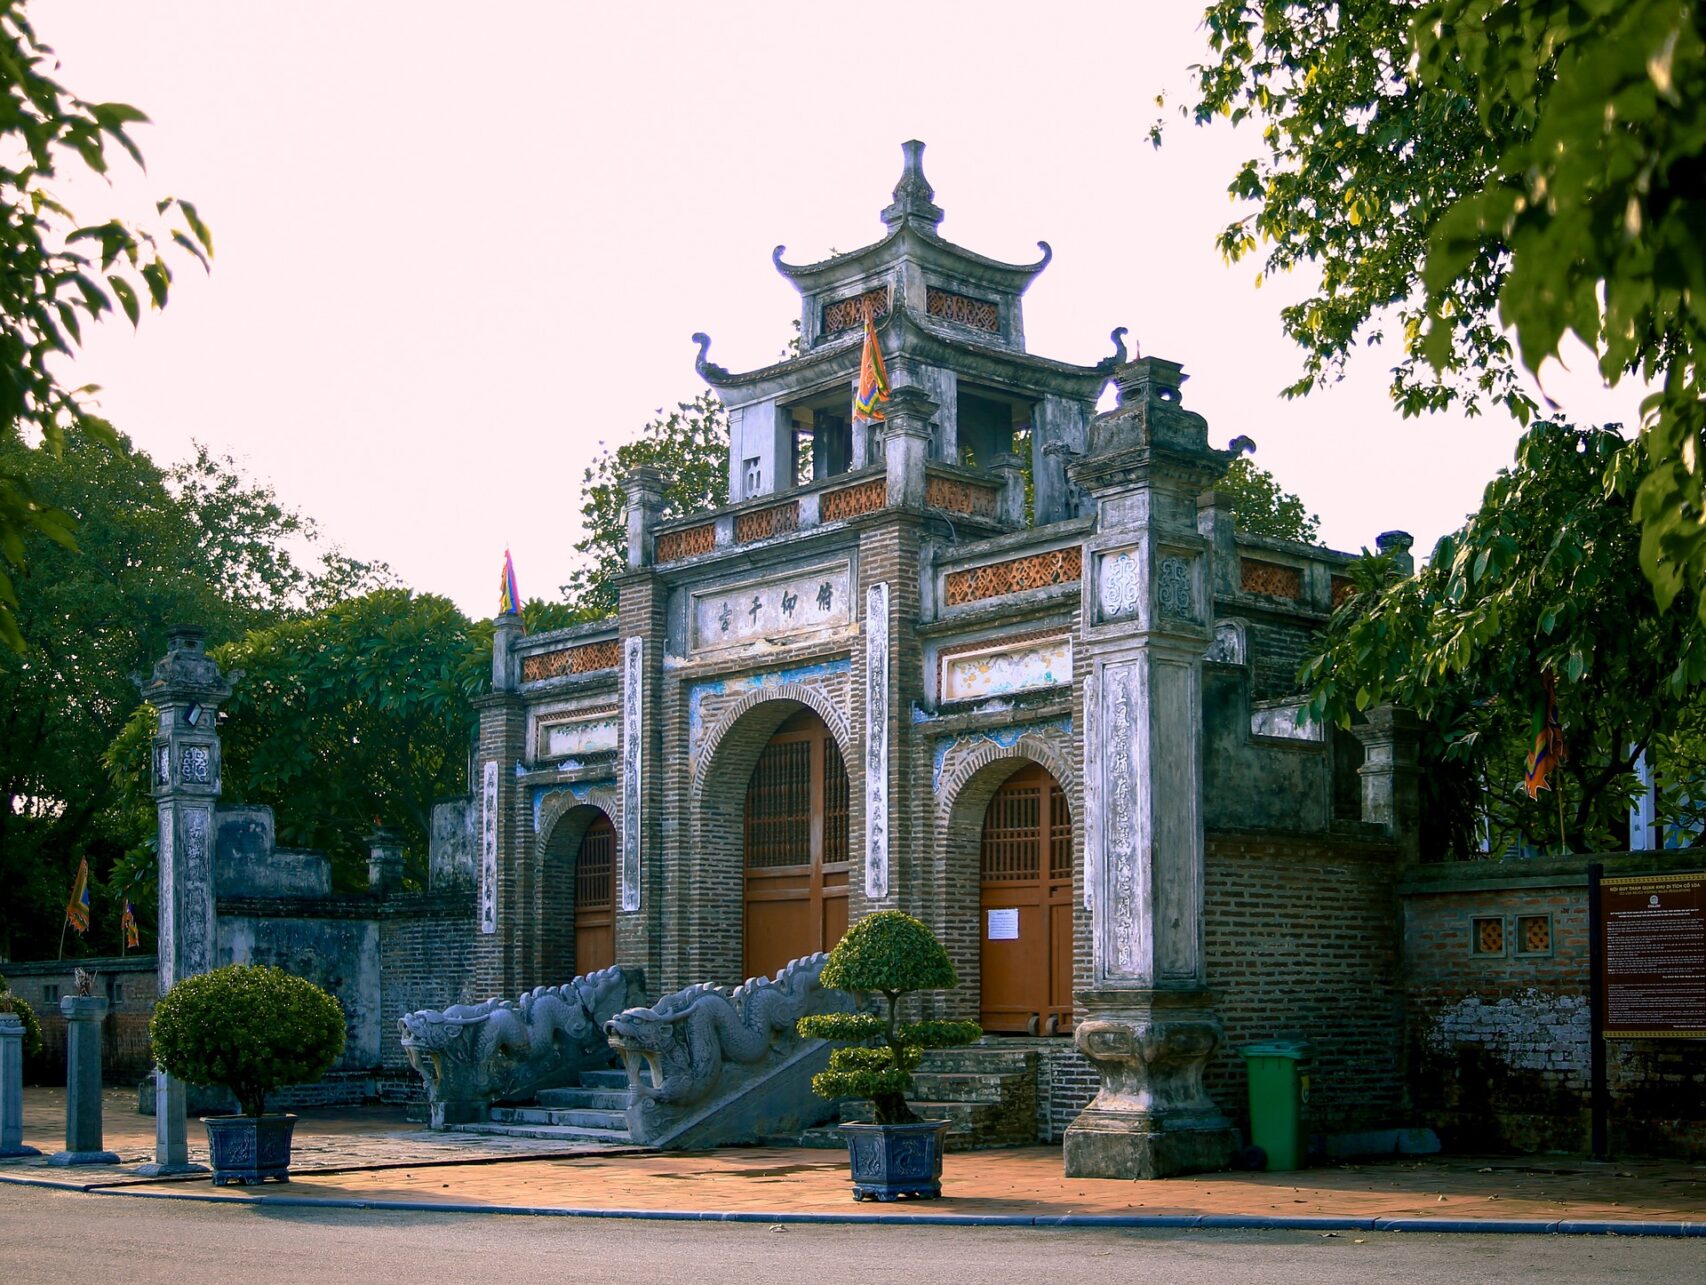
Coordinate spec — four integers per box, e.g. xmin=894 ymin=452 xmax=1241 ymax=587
xmin=772 ymin=225 xmax=1054 ymax=293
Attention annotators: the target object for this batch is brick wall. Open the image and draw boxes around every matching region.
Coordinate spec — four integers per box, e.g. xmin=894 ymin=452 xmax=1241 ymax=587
xmin=1246 ymin=617 xmax=1318 ymax=703
xmin=1204 ymin=830 xmax=1406 ymax=1138
xmin=1401 ymin=856 xmax=1706 ymax=1158
xmin=378 ymin=892 xmax=477 ymax=1072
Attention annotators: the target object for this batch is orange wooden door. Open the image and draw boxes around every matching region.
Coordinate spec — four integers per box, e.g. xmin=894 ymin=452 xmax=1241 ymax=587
xmin=574 ymin=814 xmax=616 ymax=976
xmin=743 ymin=710 xmax=849 ymax=981
xmin=980 ymin=765 xmax=1073 ymax=1034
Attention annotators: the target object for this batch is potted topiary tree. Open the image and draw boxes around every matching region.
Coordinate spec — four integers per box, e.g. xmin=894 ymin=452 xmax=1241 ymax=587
xmin=149 ymin=963 xmax=346 ymax=1185
xmin=797 ymin=910 xmax=981 ymax=1201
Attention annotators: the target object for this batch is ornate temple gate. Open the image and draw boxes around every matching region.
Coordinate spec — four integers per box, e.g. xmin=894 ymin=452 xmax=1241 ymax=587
xmin=979 ymin=764 xmax=1073 ymax=1034
xmin=743 ymin=709 xmax=849 ymax=980
xmin=574 ymin=814 xmax=616 ymax=976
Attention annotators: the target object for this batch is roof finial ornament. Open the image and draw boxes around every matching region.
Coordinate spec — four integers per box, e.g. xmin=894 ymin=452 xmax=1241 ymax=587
xmin=880 ymin=140 xmax=944 ymax=231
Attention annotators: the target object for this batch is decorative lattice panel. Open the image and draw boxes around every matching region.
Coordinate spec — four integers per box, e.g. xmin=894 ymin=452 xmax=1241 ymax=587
xmin=744 ymin=740 xmax=812 ymax=868
xmin=981 ymin=783 xmax=1042 ymax=881
xmin=1331 ymin=576 xmax=1355 ymax=608
xmin=926 ymin=474 xmax=1000 ymax=519
xmin=576 ymin=818 xmax=615 ymax=912
xmin=824 ymin=739 xmax=849 ymax=866
xmin=1473 ymin=917 xmax=1505 ymax=956
xmin=1241 ymin=558 xmax=1304 ymax=600
xmin=521 ymin=639 xmax=622 ymax=683
xmin=944 ymin=546 xmax=1083 ymax=606
xmin=654 ymin=522 xmax=716 ymax=563
xmin=822 ymin=287 xmax=891 ymax=335
xmin=820 ymin=478 xmax=887 ymax=522
xmin=734 ymin=501 xmax=800 ymax=544
xmin=1519 ymin=915 xmax=1551 ymax=953
xmin=926 ymin=288 xmax=1000 ymax=333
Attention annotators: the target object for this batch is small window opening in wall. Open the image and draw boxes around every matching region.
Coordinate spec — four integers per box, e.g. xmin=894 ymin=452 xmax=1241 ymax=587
xmin=113 ymin=983 xmax=124 ymax=1003
xmin=743 ymin=457 xmax=762 ymax=497
xmin=1471 ymin=916 xmax=1506 ymax=956
xmin=1516 ymin=914 xmax=1552 ymax=955
xmin=43 ymin=984 xmax=59 ymax=1003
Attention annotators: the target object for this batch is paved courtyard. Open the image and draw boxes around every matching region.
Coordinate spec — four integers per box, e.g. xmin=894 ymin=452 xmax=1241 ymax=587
xmin=4 ymin=1089 xmax=1704 ymax=1231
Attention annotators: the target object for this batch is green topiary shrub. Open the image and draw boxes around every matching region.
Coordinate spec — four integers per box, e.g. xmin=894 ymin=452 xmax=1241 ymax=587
xmin=797 ymin=910 xmax=980 ymax=1125
xmin=150 ymin=964 xmax=346 ymax=1117
xmin=0 ymin=978 xmax=44 ymax=1058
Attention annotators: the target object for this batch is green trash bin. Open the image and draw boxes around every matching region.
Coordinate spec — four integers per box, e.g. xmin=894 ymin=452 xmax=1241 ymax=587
xmin=1240 ymin=1040 xmax=1310 ymax=1172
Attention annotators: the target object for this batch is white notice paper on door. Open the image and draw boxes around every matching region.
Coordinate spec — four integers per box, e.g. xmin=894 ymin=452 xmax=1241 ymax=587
xmin=986 ymin=908 xmax=1019 ymax=940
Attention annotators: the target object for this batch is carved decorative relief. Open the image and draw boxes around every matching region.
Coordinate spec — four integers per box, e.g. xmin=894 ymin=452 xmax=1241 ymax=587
xmin=820 ymin=478 xmax=887 ymax=522
xmin=1103 ymin=664 xmax=1143 ymax=980
xmin=654 ymin=522 xmax=716 ymax=564
xmin=154 ymin=744 xmax=169 ymax=787
xmin=1098 ymin=548 xmax=1141 ymax=621
xmin=182 ymin=807 xmax=211 ymax=977
xmin=944 ymin=546 xmax=1082 ymax=607
xmin=924 ymin=474 xmax=999 ymax=519
xmin=938 ymin=634 xmax=1071 ymax=702
xmin=157 ymin=805 xmax=175 ymax=988
xmin=926 ymin=288 xmax=999 ymax=333
xmin=620 ymin=638 xmax=643 ymax=912
xmin=734 ymin=501 xmax=800 ymax=544
xmin=479 ymin=761 xmax=499 ymax=935
xmin=536 ymin=709 xmax=620 ymax=761
xmin=1241 ymin=558 xmax=1303 ymax=600
xmin=521 ymin=640 xmax=621 ymax=683
xmin=1205 ymin=619 xmax=1246 ymax=666
xmin=822 ymin=287 xmax=890 ymax=335
xmin=1156 ymin=556 xmax=1196 ymax=621
xmin=865 ymin=582 xmax=890 ymax=900
xmin=178 ymin=744 xmax=211 ymax=785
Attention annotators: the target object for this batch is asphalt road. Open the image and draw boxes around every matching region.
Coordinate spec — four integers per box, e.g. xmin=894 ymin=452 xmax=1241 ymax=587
xmin=0 ymin=1184 xmax=1698 ymax=1284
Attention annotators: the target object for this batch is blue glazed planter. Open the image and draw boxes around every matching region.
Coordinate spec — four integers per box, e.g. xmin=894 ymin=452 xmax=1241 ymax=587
xmin=840 ymin=1119 xmax=951 ymax=1201
xmin=202 ymin=1113 xmax=297 ymax=1185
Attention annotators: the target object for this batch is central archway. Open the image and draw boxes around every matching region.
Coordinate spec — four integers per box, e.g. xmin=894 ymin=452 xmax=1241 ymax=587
xmin=743 ymin=708 xmax=850 ymax=980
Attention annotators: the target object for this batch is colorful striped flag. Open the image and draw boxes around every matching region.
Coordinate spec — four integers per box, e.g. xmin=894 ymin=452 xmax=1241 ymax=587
xmin=121 ymin=896 xmax=140 ymax=949
xmin=852 ymin=310 xmax=890 ymax=424
xmin=1523 ymin=672 xmax=1566 ymax=799
xmin=499 ymin=549 xmax=521 ymax=616
xmin=65 ymin=858 xmax=91 ymax=934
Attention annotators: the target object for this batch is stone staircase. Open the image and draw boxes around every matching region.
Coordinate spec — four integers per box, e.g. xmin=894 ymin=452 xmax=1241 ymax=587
xmin=448 ymin=1068 xmax=637 ymax=1147
xmin=792 ymin=1043 xmax=1040 ymax=1151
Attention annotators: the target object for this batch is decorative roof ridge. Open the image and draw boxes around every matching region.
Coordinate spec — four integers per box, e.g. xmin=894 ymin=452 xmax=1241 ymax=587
xmin=771 ymin=226 xmax=1054 ymax=287
xmin=897 ymin=307 xmax=1128 ymax=377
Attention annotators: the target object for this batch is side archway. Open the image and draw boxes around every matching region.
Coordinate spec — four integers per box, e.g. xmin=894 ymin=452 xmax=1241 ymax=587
xmin=537 ymin=800 xmax=618 ymax=984
xmin=936 ymin=733 xmax=1081 ymax=1030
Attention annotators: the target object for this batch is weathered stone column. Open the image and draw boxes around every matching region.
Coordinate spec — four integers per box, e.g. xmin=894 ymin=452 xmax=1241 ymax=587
xmin=136 ymin=626 xmax=233 ymax=1176
xmin=50 ymin=995 xmax=119 ymax=1166
xmin=0 ymin=1011 xmax=38 ymax=1158
xmin=993 ymin=451 xmax=1027 ymax=527
xmin=624 ymin=465 xmax=667 ymax=570
xmin=1352 ymin=704 xmax=1424 ymax=860
xmin=1063 ymin=357 xmax=1240 ymax=1179
xmin=1376 ymin=529 xmax=1415 ymax=576
xmin=882 ymin=386 xmax=934 ymax=511
xmin=367 ymin=828 xmax=406 ymax=895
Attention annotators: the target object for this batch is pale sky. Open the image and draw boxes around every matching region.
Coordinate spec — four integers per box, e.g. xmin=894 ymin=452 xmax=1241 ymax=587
xmin=38 ymin=2 xmax=1642 ymax=619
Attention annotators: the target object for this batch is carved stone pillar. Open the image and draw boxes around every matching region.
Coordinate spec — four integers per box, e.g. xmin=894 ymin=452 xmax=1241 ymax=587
xmin=623 ymin=465 xmax=667 ymax=570
xmin=1352 ymin=704 xmax=1423 ymax=860
xmin=993 ymin=451 xmax=1027 ymax=527
xmin=136 ymin=625 xmax=234 ymax=1176
xmin=882 ymin=385 xmax=935 ymax=511
xmin=1064 ymin=357 xmax=1239 ymax=1179
xmin=367 ymin=828 xmax=406 ymax=896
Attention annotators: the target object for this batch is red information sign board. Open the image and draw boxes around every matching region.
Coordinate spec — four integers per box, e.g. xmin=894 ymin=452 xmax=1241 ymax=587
xmin=1598 ymin=870 xmax=1706 ymax=1039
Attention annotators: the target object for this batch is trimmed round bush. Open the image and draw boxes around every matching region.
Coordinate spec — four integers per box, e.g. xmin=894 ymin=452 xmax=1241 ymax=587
xmin=0 ymin=979 xmax=44 ymax=1057
xmin=150 ymin=964 xmax=345 ymax=1117
xmin=798 ymin=911 xmax=980 ymax=1125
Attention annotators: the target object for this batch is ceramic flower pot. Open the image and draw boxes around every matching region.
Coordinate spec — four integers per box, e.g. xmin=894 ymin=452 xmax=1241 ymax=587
xmin=201 ymin=1113 xmax=297 ymax=1185
xmin=839 ymin=1118 xmax=951 ymax=1201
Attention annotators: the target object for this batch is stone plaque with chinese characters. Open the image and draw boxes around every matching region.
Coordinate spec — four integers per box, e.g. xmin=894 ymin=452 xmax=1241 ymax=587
xmin=690 ymin=561 xmax=852 ymax=654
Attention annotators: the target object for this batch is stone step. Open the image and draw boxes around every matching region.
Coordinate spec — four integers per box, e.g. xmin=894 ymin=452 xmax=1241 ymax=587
xmin=916 ymin=1046 xmax=1037 ymax=1076
xmin=838 ymin=1101 xmax=977 ymax=1134
xmin=490 ymin=1105 xmax=629 ymax=1131
xmin=448 ymin=1121 xmax=633 ymax=1145
xmin=579 ymin=1068 xmax=631 ymax=1090
xmin=535 ymin=1087 xmax=631 ymax=1111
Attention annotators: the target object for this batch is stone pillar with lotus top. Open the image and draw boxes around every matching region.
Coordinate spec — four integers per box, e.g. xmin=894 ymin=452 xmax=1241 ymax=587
xmin=1062 ymin=356 xmax=1240 ymax=1179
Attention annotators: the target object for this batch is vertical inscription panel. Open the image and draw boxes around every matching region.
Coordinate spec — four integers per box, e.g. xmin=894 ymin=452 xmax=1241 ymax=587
xmin=1153 ymin=656 xmax=1203 ymax=985
xmin=157 ymin=805 xmax=176 ymax=989
xmin=479 ymin=760 xmax=499 ymax=935
xmin=865 ymin=582 xmax=890 ymax=900
xmin=1095 ymin=657 xmax=1152 ymax=985
xmin=620 ymin=637 xmax=643 ymax=912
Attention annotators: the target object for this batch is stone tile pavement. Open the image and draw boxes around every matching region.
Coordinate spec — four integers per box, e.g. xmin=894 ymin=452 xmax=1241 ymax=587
xmin=3 ymin=1089 xmax=1704 ymax=1229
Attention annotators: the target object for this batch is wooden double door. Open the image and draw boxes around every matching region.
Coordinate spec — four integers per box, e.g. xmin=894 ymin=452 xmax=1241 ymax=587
xmin=573 ymin=814 xmax=615 ymax=977
xmin=979 ymin=764 xmax=1074 ymax=1034
xmin=743 ymin=709 xmax=850 ymax=981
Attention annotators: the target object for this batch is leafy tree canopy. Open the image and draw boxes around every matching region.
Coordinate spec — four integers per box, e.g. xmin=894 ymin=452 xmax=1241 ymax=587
xmin=1217 ymin=457 xmax=1321 ymax=543
xmin=108 ymin=587 xmax=491 ymax=902
xmin=0 ymin=427 xmax=373 ymax=958
xmin=0 ymin=1 xmax=213 ymax=650
xmin=1302 ymin=422 xmax=1705 ymax=857
xmin=1184 ymin=0 xmax=1706 ymax=621
xmin=561 ymin=392 xmax=729 ymax=618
